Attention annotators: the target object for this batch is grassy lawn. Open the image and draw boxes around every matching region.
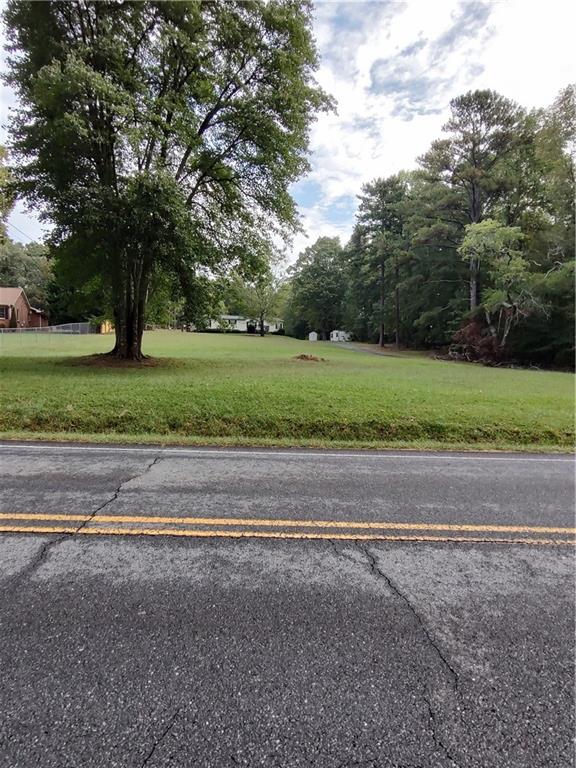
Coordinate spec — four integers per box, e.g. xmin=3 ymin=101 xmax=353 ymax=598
xmin=0 ymin=330 xmax=573 ymax=451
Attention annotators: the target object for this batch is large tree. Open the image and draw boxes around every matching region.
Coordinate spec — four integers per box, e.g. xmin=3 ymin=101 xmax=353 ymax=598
xmin=4 ymin=0 xmax=330 ymax=358
xmin=230 ymin=271 xmax=283 ymax=336
xmin=458 ymin=219 xmax=539 ymax=352
xmin=419 ymin=90 xmax=525 ymax=310
xmin=349 ymin=174 xmax=407 ymax=346
xmin=287 ymin=236 xmax=345 ymax=339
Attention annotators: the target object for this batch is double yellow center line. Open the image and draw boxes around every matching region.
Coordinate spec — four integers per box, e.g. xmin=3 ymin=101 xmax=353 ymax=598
xmin=0 ymin=512 xmax=574 ymax=546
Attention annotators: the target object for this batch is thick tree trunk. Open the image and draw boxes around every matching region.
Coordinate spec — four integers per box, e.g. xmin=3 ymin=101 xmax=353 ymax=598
xmin=109 ymin=307 xmax=120 ymax=355
xmin=109 ymin=261 xmax=149 ymax=360
xmin=111 ymin=306 xmax=143 ymax=360
xmin=378 ymin=259 xmax=385 ymax=347
xmin=259 ymin=313 xmax=265 ymax=337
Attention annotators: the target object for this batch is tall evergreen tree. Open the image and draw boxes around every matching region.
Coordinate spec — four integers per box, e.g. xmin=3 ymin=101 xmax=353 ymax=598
xmin=419 ymin=90 xmax=526 ymax=310
xmin=357 ymin=175 xmax=406 ymax=346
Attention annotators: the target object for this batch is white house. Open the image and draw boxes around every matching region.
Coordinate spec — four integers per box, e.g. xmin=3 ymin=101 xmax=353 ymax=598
xmin=207 ymin=315 xmax=284 ymax=333
xmin=330 ymin=329 xmax=351 ymax=342
xmin=308 ymin=331 xmax=318 ymax=342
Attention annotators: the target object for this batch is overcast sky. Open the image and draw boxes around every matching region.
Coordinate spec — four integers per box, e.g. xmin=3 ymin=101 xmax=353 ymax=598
xmin=1 ymin=0 xmax=574 ymax=258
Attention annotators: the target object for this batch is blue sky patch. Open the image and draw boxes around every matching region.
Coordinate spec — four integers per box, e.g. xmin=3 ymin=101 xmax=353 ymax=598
xmin=324 ymin=195 xmax=358 ymax=227
xmin=291 ymin=179 xmax=324 ymax=209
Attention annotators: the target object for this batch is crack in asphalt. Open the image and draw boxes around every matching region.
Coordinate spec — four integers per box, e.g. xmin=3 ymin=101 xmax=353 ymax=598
xmin=75 ymin=454 xmax=161 ymax=534
xmin=141 ymin=707 xmax=180 ymax=767
xmin=328 ymin=538 xmax=359 ymax=566
xmin=353 ymin=541 xmax=460 ymax=689
xmin=423 ymin=693 xmax=462 ymax=768
xmin=4 ymin=454 xmax=162 ymax=588
xmin=347 ymin=540 xmax=465 ymax=767
xmin=4 ymin=534 xmax=69 ymax=589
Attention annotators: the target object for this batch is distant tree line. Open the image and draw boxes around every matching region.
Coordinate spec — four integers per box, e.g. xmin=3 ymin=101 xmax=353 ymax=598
xmin=285 ymin=87 xmax=575 ymax=368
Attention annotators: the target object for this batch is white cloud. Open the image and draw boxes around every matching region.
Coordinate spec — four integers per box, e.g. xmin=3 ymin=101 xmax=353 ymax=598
xmin=1 ymin=0 xmax=574 ymax=254
xmin=292 ymin=0 xmax=576 ymax=262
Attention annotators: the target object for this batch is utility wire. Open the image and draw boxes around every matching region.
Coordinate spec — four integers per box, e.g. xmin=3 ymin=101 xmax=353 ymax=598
xmin=5 ymin=219 xmax=37 ymax=242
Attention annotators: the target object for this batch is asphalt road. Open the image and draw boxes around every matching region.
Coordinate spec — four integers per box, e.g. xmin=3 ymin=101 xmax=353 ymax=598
xmin=0 ymin=443 xmax=574 ymax=767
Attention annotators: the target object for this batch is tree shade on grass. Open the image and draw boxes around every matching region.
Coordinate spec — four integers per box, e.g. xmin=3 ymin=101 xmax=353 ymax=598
xmin=0 ymin=332 xmax=572 ymax=451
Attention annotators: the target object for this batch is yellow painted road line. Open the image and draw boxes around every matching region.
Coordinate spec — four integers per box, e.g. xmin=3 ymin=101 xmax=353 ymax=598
xmin=0 ymin=525 xmax=79 ymax=534
xmin=0 ymin=513 xmax=90 ymax=522
xmin=0 ymin=512 xmax=574 ymax=536
xmin=0 ymin=523 xmax=574 ymax=546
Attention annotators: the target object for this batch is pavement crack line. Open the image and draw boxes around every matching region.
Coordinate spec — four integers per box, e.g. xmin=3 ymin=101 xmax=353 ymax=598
xmin=4 ymin=534 xmax=68 ymax=589
xmin=353 ymin=540 xmax=460 ymax=690
xmin=141 ymin=707 xmax=180 ymax=767
xmin=5 ymin=454 xmax=163 ymax=587
xmin=350 ymin=540 xmax=468 ymax=764
xmin=423 ymin=693 xmax=462 ymax=768
xmin=328 ymin=538 xmax=359 ymax=566
xmin=75 ymin=454 xmax=162 ymax=535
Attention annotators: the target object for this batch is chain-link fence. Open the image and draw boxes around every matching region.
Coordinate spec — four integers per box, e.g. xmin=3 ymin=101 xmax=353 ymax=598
xmin=0 ymin=322 xmax=104 ymax=356
xmin=0 ymin=322 xmax=94 ymax=335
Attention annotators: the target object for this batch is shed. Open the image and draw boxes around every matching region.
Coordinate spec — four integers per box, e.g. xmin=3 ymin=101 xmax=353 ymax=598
xmin=308 ymin=331 xmax=318 ymax=342
xmin=330 ymin=330 xmax=351 ymax=342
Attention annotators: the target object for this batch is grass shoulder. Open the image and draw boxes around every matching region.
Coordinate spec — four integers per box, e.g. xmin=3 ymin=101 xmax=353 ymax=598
xmin=0 ymin=331 xmax=573 ymax=452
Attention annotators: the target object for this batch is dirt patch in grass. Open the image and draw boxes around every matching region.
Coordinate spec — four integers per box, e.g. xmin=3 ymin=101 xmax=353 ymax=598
xmin=66 ymin=354 xmax=183 ymax=369
xmin=294 ymin=354 xmax=326 ymax=362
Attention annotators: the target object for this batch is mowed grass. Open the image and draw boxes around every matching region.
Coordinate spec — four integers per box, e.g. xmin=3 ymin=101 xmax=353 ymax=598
xmin=0 ymin=330 xmax=573 ymax=451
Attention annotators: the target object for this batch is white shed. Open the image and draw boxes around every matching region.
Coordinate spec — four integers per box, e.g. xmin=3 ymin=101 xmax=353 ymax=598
xmin=330 ymin=330 xmax=351 ymax=342
xmin=308 ymin=331 xmax=318 ymax=342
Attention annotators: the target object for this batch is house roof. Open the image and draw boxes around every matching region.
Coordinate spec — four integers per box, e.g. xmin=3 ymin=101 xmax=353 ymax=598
xmin=0 ymin=286 xmax=26 ymax=306
xmin=0 ymin=286 xmax=46 ymax=315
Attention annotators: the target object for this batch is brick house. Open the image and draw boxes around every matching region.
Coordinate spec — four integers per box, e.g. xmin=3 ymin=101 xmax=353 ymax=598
xmin=0 ymin=286 xmax=49 ymax=329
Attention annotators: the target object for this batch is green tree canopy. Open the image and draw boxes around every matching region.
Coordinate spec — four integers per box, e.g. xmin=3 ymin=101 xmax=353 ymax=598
xmin=419 ymin=89 xmax=526 ymax=309
xmin=287 ymin=236 xmax=345 ymax=339
xmin=229 ymin=271 xmax=283 ymax=336
xmin=298 ymin=86 xmax=574 ymax=366
xmin=0 ymin=238 xmax=51 ymax=307
xmin=346 ymin=174 xmax=407 ymax=346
